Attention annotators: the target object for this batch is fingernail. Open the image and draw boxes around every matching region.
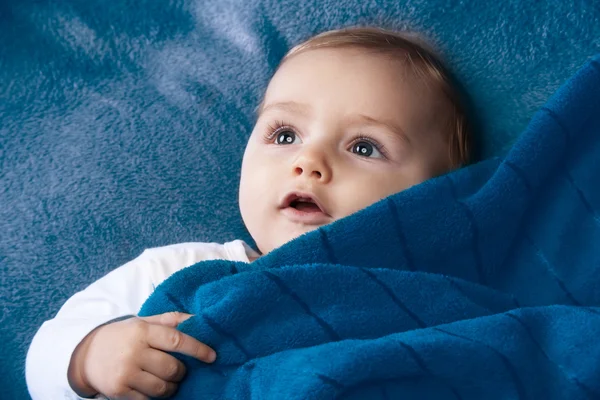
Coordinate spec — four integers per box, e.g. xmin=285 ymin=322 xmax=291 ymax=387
xmin=208 ymin=351 xmax=217 ymax=363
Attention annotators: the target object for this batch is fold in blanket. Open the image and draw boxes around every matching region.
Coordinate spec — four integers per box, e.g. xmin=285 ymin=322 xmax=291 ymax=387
xmin=139 ymin=55 xmax=600 ymax=399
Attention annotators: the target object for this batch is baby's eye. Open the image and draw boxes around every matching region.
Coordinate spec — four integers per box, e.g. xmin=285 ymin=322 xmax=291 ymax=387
xmin=351 ymin=141 xmax=384 ymax=158
xmin=275 ymin=130 xmax=301 ymax=145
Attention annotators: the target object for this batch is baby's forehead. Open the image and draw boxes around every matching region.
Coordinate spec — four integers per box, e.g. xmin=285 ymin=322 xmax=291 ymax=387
xmin=269 ymin=48 xmax=443 ymax=101
xmin=262 ymin=48 xmax=447 ymax=120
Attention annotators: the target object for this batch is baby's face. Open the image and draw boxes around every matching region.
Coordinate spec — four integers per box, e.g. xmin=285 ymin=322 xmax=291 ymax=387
xmin=239 ymin=47 xmax=451 ymax=254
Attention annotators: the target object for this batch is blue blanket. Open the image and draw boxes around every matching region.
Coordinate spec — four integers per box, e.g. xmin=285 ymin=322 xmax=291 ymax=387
xmin=139 ymin=56 xmax=600 ymax=399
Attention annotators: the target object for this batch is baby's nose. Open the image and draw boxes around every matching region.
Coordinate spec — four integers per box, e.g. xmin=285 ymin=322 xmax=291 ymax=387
xmin=292 ymin=152 xmax=332 ymax=183
xmin=294 ymin=166 xmax=322 ymax=179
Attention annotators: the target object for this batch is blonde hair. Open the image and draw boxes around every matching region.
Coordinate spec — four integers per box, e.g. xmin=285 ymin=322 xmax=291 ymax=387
xmin=273 ymin=26 xmax=472 ymax=168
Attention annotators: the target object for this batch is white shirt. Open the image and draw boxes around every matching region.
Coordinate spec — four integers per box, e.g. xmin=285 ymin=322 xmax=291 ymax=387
xmin=26 ymin=240 xmax=259 ymax=400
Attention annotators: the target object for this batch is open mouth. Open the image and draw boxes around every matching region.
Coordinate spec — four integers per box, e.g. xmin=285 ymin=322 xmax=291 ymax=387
xmin=282 ymin=192 xmax=328 ymax=215
xmin=289 ymin=197 xmax=323 ymax=213
xmin=280 ymin=192 xmax=331 ymax=224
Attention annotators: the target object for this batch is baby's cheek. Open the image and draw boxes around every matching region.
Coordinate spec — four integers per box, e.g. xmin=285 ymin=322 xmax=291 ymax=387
xmin=241 ymin=161 xmax=272 ymax=190
xmin=347 ymin=177 xmax=405 ymax=213
xmin=337 ymin=188 xmax=377 ymax=218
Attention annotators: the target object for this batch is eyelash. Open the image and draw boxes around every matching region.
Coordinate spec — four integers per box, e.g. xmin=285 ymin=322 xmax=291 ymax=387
xmin=264 ymin=120 xmax=293 ymax=142
xmin=263 ymin=120 xmax=389 ymax=158
xmin=350 ymin=134 xmax=389 ymax=159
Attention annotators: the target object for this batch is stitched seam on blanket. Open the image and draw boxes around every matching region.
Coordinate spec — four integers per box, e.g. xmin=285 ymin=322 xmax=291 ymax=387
xmin=446 ymin=175 xmax=486 ymax=285
xmin=316 ymin=373 xmax=345 ymax=390
xmin=505 ymin=312 xmax=598 ymax=398
xmin=202 ymin=314 xmax=252 ymax=360
xmin=262 ymin=270 xmax=341 ymax=341
xmin=442 ymin=275 xmax=501 ymax=313
xmin=503 ymin=160 xmax=532 ymax=193
xmin=359 ymin=268 xmax=426 ymax=328
xmin=319 ymin=228 xmax=338 ymax=264
xmin=396 ymin=339 xmax=463 ymax=400
xmin=582 ymin=307 xmax=600 ymax=316
xmin=165 ymin=292 xmax=188 ymax=313
xmin=541 ymin=106 xmax=571 ymax=142
xmin=385 ymin=197 xmax=415 ymax=271
xmin=230 ymin=262 xmax=239 ymax=274
xmin=524 ymin=235 xmax=582 ymax=306
xmin=433 ymin=327 xmax=527 ymax=400
xmin=562 ymin=166 xmax=600 ymax=225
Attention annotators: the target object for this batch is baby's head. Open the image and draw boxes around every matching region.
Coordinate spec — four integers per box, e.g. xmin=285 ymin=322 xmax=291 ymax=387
xmin=239 ymin=26 xmax=471 ymax=255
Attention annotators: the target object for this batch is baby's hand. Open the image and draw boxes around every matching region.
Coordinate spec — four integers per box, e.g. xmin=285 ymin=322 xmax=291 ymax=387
xmin=68 ymin=312 xmax=216 ymax=400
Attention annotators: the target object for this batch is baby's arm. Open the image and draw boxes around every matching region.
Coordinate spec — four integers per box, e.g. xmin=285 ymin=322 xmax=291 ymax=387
xmin=26 ymin=243 xmax=229 ymax=399
xmin=25 ymin=253 xmax=157 ymax=399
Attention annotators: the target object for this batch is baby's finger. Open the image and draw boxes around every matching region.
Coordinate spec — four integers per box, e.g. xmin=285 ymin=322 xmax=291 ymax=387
xmin=137 ymin=348 xmax=187 ymax=382
xmin=129 ymin=371 xmax=178 ymax=399
xmin=147 ymin=324 xmax=217 ymax=363
xmin=140 ymin=312 xmax=194 ymax=328
xmin=112 ymin=389 xmax=148 ymax=400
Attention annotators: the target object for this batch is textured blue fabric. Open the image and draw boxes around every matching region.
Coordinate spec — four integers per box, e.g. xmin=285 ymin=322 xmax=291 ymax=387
xmin=3 ymin=1 xmax=600 ymax=398
xmin=140 ymin=57 xmax=600 ymax=399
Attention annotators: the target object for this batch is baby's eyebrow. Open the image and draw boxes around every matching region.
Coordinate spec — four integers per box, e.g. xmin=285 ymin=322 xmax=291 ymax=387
xmin=256 ymin=101 xmax=311 ymax=117
xmin=352 ymin=114 xmax=411 ymax=145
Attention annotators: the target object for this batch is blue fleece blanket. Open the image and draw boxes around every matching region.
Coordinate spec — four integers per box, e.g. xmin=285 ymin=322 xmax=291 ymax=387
xmin=139 ymin=57 xmax=600 ymax=399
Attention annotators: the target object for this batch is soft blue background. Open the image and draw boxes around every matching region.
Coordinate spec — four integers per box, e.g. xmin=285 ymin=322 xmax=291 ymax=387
xmin=1 ymin=1 xmax=599 ymax=398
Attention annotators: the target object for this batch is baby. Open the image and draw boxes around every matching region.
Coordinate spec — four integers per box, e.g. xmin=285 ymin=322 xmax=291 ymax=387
xmin=26 ymin=26 xmax=471 ymax=400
